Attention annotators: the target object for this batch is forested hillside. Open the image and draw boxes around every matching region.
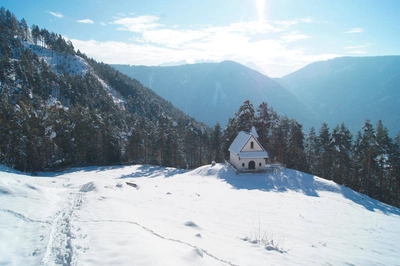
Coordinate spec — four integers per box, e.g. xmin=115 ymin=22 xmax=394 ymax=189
xmin=1 ymin=7 xmax=399 ymax=208
xmin=0 ymin=7 xmax=210 ymax=171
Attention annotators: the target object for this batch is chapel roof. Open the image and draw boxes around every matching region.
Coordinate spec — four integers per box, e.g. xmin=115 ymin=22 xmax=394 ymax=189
xmin=228 ymin=128 xmax=268 ymax=158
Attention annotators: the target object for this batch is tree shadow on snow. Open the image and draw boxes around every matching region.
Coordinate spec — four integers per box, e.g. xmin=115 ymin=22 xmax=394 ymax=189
xmin=337 ymin=185 xmax=400 ymax=216
xmin=119 ymin=164 xmax=186 ymax=179
xmin=219 ymin=166 xmax=400 ymax=216
xmin=37 ymin=165 xmax=127 ymax=177
xmin=219 ymin=168 xmax=320 ymax=197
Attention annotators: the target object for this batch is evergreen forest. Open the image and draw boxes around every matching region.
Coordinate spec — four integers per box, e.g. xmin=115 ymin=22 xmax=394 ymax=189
xmin=1 ymin=8 xmax=400 ymax=208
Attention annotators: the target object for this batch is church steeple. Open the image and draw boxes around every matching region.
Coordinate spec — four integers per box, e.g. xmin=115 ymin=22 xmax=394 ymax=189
xmin=250 ymin=126 xmax=259 ymax=138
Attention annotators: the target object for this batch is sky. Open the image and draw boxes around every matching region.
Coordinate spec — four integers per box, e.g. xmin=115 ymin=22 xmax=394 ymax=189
xmin=2 ymin=0 xmax=400 ymax=77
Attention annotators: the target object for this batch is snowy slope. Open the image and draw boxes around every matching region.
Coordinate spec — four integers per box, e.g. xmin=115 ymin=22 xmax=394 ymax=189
xmin=25 ymin=42 xmax=125 ymax=106
xmin=1 ymin=164 xmax=399 ymax=265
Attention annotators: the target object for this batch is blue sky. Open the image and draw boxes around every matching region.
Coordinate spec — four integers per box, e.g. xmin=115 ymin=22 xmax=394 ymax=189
xmin=2 ymin=0 xmax=400 ymax=77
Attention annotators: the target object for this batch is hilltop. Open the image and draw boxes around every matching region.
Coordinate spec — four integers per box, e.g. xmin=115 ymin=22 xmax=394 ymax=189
xmin=1 ymin=163 xmax=399 ymax=265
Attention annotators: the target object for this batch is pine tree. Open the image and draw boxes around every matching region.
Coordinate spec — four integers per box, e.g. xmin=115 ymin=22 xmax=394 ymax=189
xmin=358 ymin=119 xmax=378 ymax=197
xmin=270 ymin=116 xmax=290 ymax=164
xmin=222 ymin=117 xmax=238 ymax=160
xmin=315 ymin=123 xmax=332 ymax=179
xmin=31 ymin=24 xmax=40 ymax=45
xmin=390 ymin=134 xmax=400 ymax=206
xmin=255 ymin=102 xmax=272 ymax=151
xmin=375 ymin=120 xmax=392 ymax=202
xmin=330 ymin=123 xmax=353 ymax=185
xmin=211 ymin=122 xmax=223 ymax=163
xmin=235 ymin=99 xmax=255 ymax=132
xmin=286 ymin=120 xmax=307 ymax=171
xmin=305 ymin=127 xmax=317 ymax=174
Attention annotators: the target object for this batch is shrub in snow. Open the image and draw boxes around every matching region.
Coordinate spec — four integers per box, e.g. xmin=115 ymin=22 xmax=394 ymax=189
xmin=242 ymin=224 xmax=286 ymax=253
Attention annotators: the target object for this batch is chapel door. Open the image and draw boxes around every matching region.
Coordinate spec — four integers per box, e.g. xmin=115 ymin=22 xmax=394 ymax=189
xmin=249 ymin=161 xmax=255 ymax=170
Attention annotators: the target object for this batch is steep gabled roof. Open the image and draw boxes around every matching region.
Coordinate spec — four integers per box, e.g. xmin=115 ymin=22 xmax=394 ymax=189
xmin=228 ymin=130 xmax=268 ymax=159
xmin=228 ymin=131 xmax=250 ymax=154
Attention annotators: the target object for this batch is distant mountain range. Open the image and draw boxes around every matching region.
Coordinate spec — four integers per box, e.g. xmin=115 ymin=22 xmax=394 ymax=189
xmin=276 ymin=56 xmax=400 ymax=135
xmin=112 ymin=61 xmax=321 ymax=129
xmin=114 ymin=56 xmax=400 ymax=135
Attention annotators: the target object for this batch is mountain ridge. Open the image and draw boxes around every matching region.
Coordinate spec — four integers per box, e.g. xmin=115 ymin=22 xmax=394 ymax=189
xmin=112 ymin=61 xmax=322 ymax=128
xmin=276 ymin=55 xmax=400 ymax=135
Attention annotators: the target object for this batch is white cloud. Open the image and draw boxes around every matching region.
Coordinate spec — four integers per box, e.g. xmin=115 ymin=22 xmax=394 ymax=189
xmin=77 ymin=19 xmax=94 ymax=24
xmin=344 ymin=43 xmax=372 ymax=50
xmin=344 ymin=28 xmax=364 ymax=33
xmin=343 ymin=43 xmax=372 ymax=54
xmin=346 ymin=50 xmax=367 ymax=54
xmin=140 ymin=29 xmax=209 ymax=47
xmin=298 ymin=18 xmax=314 ymax=23
xmin=228 ymin=21 xmax=276 ymax=34
xmin=113 ymin=15 xmax=162 ymax=32
xmin=70 ymin=16 xmax=339 ymax=77
xmin=280 ymin=33 xmax=310 ymax=43
xmin=48 ymin=11 xmax=63 ymax=18
xmin=100 ymin=22 xmax=106 ymax=26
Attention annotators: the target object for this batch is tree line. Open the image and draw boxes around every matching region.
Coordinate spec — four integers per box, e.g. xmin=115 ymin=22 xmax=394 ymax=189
xmin=214 ymin=99 xmax=400 ymax=208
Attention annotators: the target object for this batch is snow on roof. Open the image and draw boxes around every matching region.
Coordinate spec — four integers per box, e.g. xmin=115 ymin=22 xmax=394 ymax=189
xmin=250 ymin=126 xmax=259 ymax=138
xmin=228 ymin=131 xmax=250 ymax=154
xmin=229 ymin=127 xmax=268 ymax=157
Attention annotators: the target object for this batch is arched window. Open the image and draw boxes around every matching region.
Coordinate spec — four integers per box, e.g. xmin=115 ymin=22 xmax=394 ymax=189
xmin=250 ymin=141 xmax=254 ymax=149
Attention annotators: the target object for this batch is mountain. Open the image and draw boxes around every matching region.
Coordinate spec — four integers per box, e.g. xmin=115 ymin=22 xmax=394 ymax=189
xmin=112 ymin=61 xmax=322 ymax=128
xmin=276 ymin=56 xmax=400 ymax=135
xmin=0 ymin=7 xmax=209 ymax=171
xmin=1 ymin=163 xmax=399 ymax=265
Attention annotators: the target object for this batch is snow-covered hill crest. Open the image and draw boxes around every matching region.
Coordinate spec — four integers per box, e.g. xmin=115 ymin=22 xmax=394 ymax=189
xmin=24 ymin=41 xmax=125 ymax=106
xmin=1 ymin=163 xmax=399 ymax=265
xmin=24 ymin=42 xmax=90 ymax=76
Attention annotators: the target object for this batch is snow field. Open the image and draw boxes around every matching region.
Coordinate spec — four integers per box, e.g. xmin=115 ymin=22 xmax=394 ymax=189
xmin=1 ymin=164 xmax=399 ymax=265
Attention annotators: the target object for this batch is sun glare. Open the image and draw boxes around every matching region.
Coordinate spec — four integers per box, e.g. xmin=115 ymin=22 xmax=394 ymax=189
xmin=255 ymin=0 xmax=266 ymax=21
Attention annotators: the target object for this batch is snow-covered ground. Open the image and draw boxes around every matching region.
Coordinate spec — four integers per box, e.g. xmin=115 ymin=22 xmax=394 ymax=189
xmin=1 ymin=163 xmax=399 ymax=265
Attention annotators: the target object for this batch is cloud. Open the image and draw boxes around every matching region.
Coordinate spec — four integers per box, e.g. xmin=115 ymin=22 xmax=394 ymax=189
xmin=113 ymin=15 xmax=162 ymax=32
xmin=346 ymin=50 xmax=367 ymax=55
xmin=343 ymin=43 xmax=372 ymax=54
xmin=77 ymin=19 xmax=94 ymax=24
xmin=70 ymin=16 xmax=339 ymax=77
xmin=71 ymin=37 xmax=339 ymax=78
xmin=48 ymin=11 xmax=63 ymax=18
xmin=100 ymin=22 xmax=106 ymax=26
xmin=343 ymin=43 xmax=372 ymax=50
xmin=280 ymin=33 xmax=310 ymax=43
xmin=344 ymin=28 xmax=364 ymax=33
